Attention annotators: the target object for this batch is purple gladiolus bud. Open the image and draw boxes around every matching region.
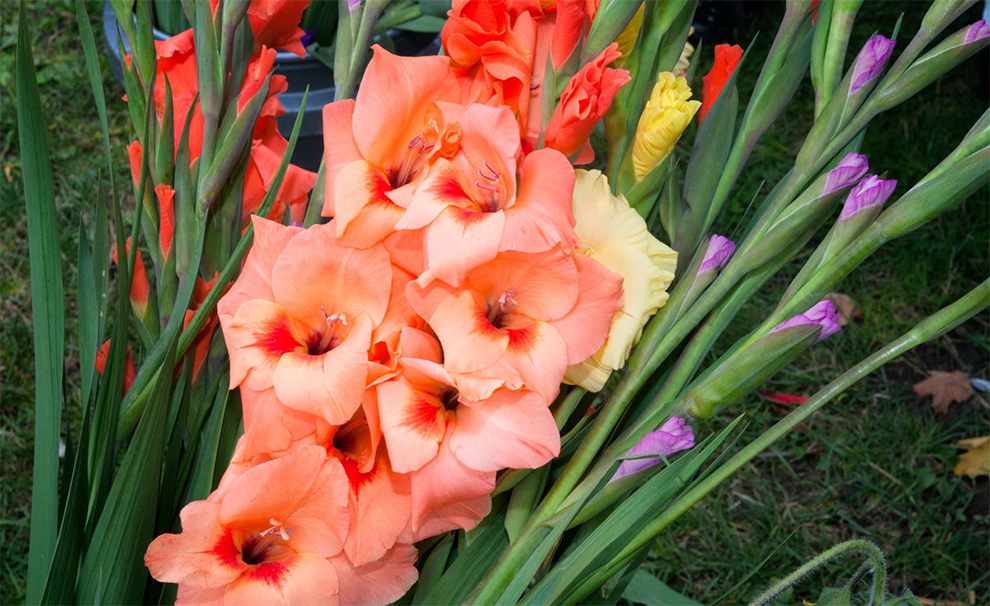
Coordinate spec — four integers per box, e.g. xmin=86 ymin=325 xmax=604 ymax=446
xmin=613 ymin=417 xmax=695 ymax=481
xmin=850 ymin=35 xmax=897 ymax=94
xmin=823 ymin=152 xmax=870 ymax=194
xmin=965 ymin=20 xmax=990 ymax=44
xmin=772 ymin=300 xmax=843 ymax=343
xmin=300 ymin=29 xmax=315 ymax=47
xmin=838 ymin=175 xmax=897 ymax=220
xmin=348 ymin=0 xmax=362 ymax=10
xmin=698 ymin=234 xmax=736 ymax=275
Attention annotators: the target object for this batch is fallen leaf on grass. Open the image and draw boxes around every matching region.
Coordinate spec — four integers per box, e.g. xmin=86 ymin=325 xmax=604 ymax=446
xmin=824 ymin=292 xmax=858 ymax=326
xmin=953 ymin=436 xmax=989 ymax=478
xmin=912 ymin=370 xmax=973 ymax=414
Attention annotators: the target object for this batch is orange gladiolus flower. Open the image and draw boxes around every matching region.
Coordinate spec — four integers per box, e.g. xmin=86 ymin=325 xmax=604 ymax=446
xmin=145 ymin=446 xmax=349 ymax=605
xmin=112 ymin=238 xmax=150 ymax=319
xmin=407 ymin=246 xmax=623 ymax=403
xmin=218 ymin=217 xmax=393 ymax=426
xmin=247 ymin=0 xmax=311 ymax=58
xmin=698 ymin=44 xmax=744 ymax=123
xmin=183 ymin=272 xmax=223 ymax=382
xmin=321 ymin=47 xmax=464 ymax=247
xmin=544 ymin=42 xmax=630 ymax=164
xmin=396 ymin=103 xmax=578 ymax=285
xmin=156 ymin=184 xmax=176 ymax=261
xmin=95 ymin=339 xmax=137 ymax=395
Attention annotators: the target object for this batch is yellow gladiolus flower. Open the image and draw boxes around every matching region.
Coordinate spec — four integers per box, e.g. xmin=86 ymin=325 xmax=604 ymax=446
xmin=632 ymin=72 xmax=700 ymax=181
xmin=564 ymin=170 xmax=677 ymax=392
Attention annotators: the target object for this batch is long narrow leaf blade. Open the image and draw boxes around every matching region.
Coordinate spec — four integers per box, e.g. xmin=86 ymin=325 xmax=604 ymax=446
xmin=17 ymin=4 xmax=66 ymax=601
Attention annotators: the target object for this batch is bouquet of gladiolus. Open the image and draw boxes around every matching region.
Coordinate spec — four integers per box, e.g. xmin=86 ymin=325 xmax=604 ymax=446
xmin=14 ymin=0 xmax=989 ymax=604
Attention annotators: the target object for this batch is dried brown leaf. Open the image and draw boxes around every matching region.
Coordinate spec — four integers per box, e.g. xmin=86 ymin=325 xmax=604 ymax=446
xmin=824 ymin=292 xmax=858 ymax=326
xmin=952 ymin=436 xmax=990 ymax=478
xmin=912 ymin=370 xmax=973 ymax=414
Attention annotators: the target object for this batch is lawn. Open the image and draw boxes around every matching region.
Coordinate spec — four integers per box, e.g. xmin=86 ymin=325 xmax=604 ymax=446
xmin=1 ymin=1 xmax=987 ymax=604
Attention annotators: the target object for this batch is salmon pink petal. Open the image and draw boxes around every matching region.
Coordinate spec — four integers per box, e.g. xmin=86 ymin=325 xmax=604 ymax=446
xmin=427 ymin=290 xmax=508 ymax=373
xmin=371 ymin=266 xmax=422 ymax=347
xmin=352 ymin=47 xmax=462 ymax=163
xmin=218 ymin=217 xmax=302 ymax=319
xmin=498 ymin=318 xmax=569 ymax=402
xmin=322 ymin=100 xmax=361 ymax=218
xmin=397 ymin=326 xmax=443 ymax=363
xmin=334 ymin=161 xmax=406 ymax=248
xmin=223 ymin=552 xmax=339 ymax=606
xmin=405 ymin=270 xmax=459 ymax=322
xmin=396 ymin=159 xmax=467 ymax=231
xmin=377 ymin=380 xmax=448 ymax=473
xmin=342 ymin=450 xmax=412 ymax=566
xmin=409 ymin=495 xmax=493 ymax=543
xmin=450 ymin=389 xmax=559 ymax=471
xmin=224 ymin=299 xmax=307 ymax=391
xmin=383 ymin=230 xmax=426 ymax=276
xmin=332 ymin=544 xmax=418 ymax=606
xmin=426 ymin=205 xmax=505 ymax=284
xmin=237 ymin=388 xmax=318 ymax=460
xmin=465 ymin=249 xmax=579 ymax=321
xmin=550 ymin=254 xmax=624 ymax=363
xmin=145 ymin=500 xmax=244 ymax=587
xmin=446 ymin=369 xmax=510 ymax=403
xmin=409 ymin=440 xmax=495 ymax=534
xmin=499 ymin=150 xmax=579 ymax=253
xmin=456 ymin=103 xmax=521 ymax=170
xmin=273 ymin=315 xmax=372 ymax=424
xmin=270 ymin=222 xmax=392 ymax=327
xmin=219 ymin=446 xmax=350 ymax=558
xmin=175 ymin=585 xmax=223 ymax=605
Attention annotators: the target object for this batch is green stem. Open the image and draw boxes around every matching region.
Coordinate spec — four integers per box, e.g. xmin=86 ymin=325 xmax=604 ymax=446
xmin=749 ymin=540 xmax=886 ymax=606
xmin=564 ymin=279 xmax=989 ymax=598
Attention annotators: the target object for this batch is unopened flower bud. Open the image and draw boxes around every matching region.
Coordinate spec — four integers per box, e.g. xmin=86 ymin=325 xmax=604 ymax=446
xmin=849 ymin=35 xmax=897 ymax=94
xmin=697 ymin=234 xmax=736 ymax=275
xmin=823 ymin=152 xmax=870 ymax=195
xmin=964 ymin=20 xmax=990 ymax=44
xmin=772 ymin=299 xmax=842 ymax=342
xmin=838 ymin=175 xmax=897 ymax=221
xmin=632 ymin=72 xmax=701 ymax=181
xmin=612 ymin=417 xmax=695 ymax=480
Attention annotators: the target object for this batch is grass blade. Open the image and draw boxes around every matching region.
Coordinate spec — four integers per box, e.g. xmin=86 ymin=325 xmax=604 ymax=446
xmin=16 ymin=4 xmax=66 ymax=601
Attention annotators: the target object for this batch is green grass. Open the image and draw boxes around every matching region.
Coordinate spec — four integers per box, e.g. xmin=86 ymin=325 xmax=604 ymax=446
xmin=0 ymin=1 xmax=987 ymax=605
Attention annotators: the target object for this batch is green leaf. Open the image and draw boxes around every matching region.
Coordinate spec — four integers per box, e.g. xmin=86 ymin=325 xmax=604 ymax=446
xmin=621 ymin=569 xmax=703 ymax=606
xmin=77 ymin=218 xmax=99 ymax=406
xmin=410 ymin=535 xmax=454 ymax=604
xmin=419 ymin=506 xmax=510 ymax=605
xmin=395 ymin=14 xmax=447 ymax=32
xmin=17 ymin=3 xmax=66 ymax=601
xmin=78 ymin=337 xmax=178 ymax=605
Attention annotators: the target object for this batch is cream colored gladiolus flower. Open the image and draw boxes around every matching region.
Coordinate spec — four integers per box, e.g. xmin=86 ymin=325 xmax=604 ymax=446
xmin=632 ymin=72 xmax=700 ymax=181
xmin=675 ymin=40 xmax=696 ymax=73
xmin=564 ymin=170 xmax=677 ymax=392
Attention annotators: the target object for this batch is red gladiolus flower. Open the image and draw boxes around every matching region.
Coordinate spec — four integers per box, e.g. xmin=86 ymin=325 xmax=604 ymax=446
xmin=698 ymin=44 xmax=744 ymax=124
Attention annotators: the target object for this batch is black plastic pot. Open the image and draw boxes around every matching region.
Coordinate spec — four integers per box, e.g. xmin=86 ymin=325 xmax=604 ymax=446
xmin=102 ymin=2 xmax=440 ymax=171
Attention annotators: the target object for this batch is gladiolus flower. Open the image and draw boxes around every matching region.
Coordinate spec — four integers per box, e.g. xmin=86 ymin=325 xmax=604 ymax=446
xmin=247 ymin=0 xmax=312 ymax=58
xmin=397 ymin=103 xmax=579 ymax=285
xmin=838 ymin=175 xmax=897 ymax=220
xmin=321 ymin=48 xmax=464 ymax=247
xmin=408 ymin=246 xmax=623 ymax=403
xmin=330 ymin=543 xmax=419 ymax=606
xmin=112 ymin=238 xmax=150 ymax=320
xmin=965 ymin=20 xmax=990 ymax=44
xmin=145 ymin=446 xmax=350 ymax=605
xmin=632 ymin=72 xmax=700 ymax=181
xmin=95 ymin=339 xmax=137 ymax=395
xmin=156 ymin=185 xmax=175 ymax=261
xmin=612 ymin=416 xmax=695 ymax=480
xmin=698 ymin=44 xmax=743 ymax=123
xmin=218 ymin=217 xmax=393 ymax=425
xmin=849 ymin=35 xmax=896 ymax=94
xmin=550 ymin=0 xmax=600 ymax=69
xmin=697 ymin=234 xmax=736 ymax=275
xmin=772 ymin=300 xmax=842 ymax=343
xmin=823 ymin=152 xmax=870 ymax=194
xmin=183 ymin=273 xmax=222 ymax=383
xmin=544 ymin=43 xmax=630 ymax=163
xmin=564 ymin=170 xmax=676 ymax=392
